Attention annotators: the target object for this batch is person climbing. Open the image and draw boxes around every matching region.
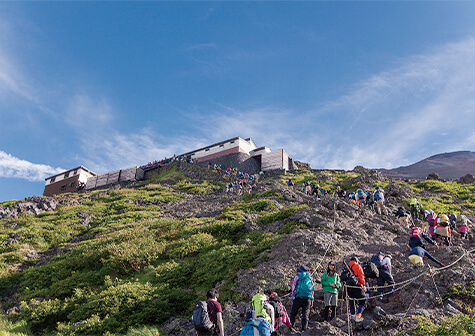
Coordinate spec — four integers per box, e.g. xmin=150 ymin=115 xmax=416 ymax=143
xmin=268 ymin=293 xmax=294 ymax=331
xmin=366 ymin=190 xmax=375 ymax=210
xmin=194 ymin=288 xmax=224 ymax=336
xmin=287 ymin=179 xmax=294 ymax=189
xmin=426 ymin=210 xmax=438 ymax=238
xmin=376 ymin=255 xmax=394 ymax=300
xmin=251 ymin=293 xmax=275 ymax=330
xmin=456 ymin=214 xmax=471 ymax=240
xmin=356 ymin=189 xmax=366 ymax=207
xmin=240 ymin=310 xmax=273 ymax=336
xmin=409 ymin=198 xmax=420 ymax=223
xmin=349 ymin=192 xmax=356 ymax=204
xmin=408 ymin=246 xmax=445 ymax=268
xmin=374 ymin=187 xmax=388 ymax=215
xmin=435 ymin=213 xmax=452 ymax=246
xmin=409 ymin=227 xmax=438 ymax=249
xmin=289 ymin=265 xmax=314 ymax=331
xmin=395 ymin=207 xmax=411 ymax=228
xmin=320 ymin=261 xmax=341 ymax=321
xmin=346 ymin=257 xmax=366 ymax=318
xmin=335 ymin=186 xmax=346 ymax=198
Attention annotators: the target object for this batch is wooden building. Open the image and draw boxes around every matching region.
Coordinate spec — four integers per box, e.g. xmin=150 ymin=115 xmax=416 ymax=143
xmin=43 ymin=166 xmax=96 ymax=197
xmin=84 ymin=166 xmax=144 ymax=191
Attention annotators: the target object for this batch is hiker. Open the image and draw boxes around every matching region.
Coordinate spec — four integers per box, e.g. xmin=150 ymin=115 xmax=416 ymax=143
xmin=456 ymin=214 xmax=471 ymax=239
xmin=269 ymin=293 xmax=294 ymax=331
xmin=408 ymin=246 xmax=445 ymax=268
xmin=240 ymin=310 xmax=273 ymax=336
xmin=346 ymin=257 xmax=366 ymax=318
xmin=251 ymin=293 xmax=275 ymax=329
xmin=409 ymin=198 xmax=420 ymax=222
xmin=321 ymin=261 xmax=341 ymax=321
xmin=376 ymin=255 xmax=394 ymax=299
xmin=194 ymin=288 xmax=224 ymax=336
xmin=395 ymin=207 xmax=411 ymax=228
xmin=287 ymin=179 xmax=294 ymax=189
xmin=425 ymin=210 xmax=437 ymax=237
xmin=289 ymin=265 xmax=314 ymax=331
xmin=374 ymin=187 xmax=388 ymax=215
xmin=366 ymin=190 xmax=375 ymax=210
xmin=409 ymin=227 xmax=437 ymax=249
xmin=356 ymin=189 xmax=366 ymax=207
xmin=435 ymin=214 xmax=452 ymax=246
xmin=335 ymin=186 xmax=346 ymax=198
xmin=349 ymin=192 xmax=356 ymax=204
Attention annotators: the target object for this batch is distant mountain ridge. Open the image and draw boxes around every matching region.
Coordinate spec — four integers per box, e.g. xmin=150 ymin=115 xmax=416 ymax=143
xmin=377 ymin=151 xmax=475 ymax=180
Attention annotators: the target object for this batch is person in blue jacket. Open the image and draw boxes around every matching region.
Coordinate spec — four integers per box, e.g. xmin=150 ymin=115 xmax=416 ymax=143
xmin=408 ymin=246 xmax=444 ymax=268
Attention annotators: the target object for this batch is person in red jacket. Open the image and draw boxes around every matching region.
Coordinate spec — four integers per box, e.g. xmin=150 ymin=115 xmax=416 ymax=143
xmin=347 ymin=257 xmax=366 ymax=318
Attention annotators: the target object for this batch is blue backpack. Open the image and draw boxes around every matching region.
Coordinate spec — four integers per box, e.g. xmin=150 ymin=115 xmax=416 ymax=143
xmin=240 ymin=318 xmax=272 ymax=336
xmin=296 ymin=272 xmax=314 ymax=299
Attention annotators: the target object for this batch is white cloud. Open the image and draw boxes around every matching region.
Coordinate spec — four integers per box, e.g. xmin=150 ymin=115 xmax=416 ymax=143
xmin=0 ymin=150 xmax=64 ymax=181
xmin=186 ymin=37 xmax=475 ymax=170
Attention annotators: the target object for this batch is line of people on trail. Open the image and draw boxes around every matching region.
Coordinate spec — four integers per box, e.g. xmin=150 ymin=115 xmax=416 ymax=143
xmin=193 ymin=237 xmax=448 ymax=336
xmin=394 ymin=200 xmax=473 ymax=246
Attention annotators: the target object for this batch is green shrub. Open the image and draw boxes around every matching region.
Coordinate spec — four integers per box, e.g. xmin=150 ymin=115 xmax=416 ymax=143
xmin=278 ymin=221 xmax=307 ymax=234
xmin=410 ymin=308 xmax=475 ymax=335
xmin=256 ymin=204 xmax=308 ymax=225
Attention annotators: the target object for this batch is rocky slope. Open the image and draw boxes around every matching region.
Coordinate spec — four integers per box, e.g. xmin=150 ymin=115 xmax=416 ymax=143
xmin=159 ymin=174 xmax=475 ymax=336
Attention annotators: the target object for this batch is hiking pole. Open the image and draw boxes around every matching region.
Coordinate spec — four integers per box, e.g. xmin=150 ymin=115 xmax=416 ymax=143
xmin=427 ymin=265 xmax=444 ymax=306
xmin=344 ymin=284 xmax=353 ymax=336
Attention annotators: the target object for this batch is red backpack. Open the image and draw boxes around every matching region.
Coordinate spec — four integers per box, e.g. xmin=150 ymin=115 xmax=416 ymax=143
xmin=409 ymin=227 xmax=421 ymax=238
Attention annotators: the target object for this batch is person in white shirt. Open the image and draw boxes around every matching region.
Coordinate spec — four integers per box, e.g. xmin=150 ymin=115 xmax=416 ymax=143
xmin=377 ymin=255 xmax=394 ymax=299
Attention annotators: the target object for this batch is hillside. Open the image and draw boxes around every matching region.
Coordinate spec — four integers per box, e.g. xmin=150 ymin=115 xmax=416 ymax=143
xmin=378 ymin=151 xmax=475 ymax=180
xmin=0 ymin=162 xmax=474 ymax=336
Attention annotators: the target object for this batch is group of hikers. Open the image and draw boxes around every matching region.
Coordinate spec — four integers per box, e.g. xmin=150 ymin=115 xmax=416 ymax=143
xmin=192 ymin=228 xmax=453 ymax=336
xmin=140 ymin=154 xmax=197 ymax=171
xmin=395 ymin=198 xmax=473 ymax=245
xmin=287 ymin=179 xmax=389 ymax=216
xmin=191 ymin=182 xmax=475 ymax=335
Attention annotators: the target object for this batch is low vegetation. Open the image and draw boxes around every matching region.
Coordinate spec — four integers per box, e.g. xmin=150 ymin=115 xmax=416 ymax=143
xmin=0 ymin=165 xmax=474 ymax=335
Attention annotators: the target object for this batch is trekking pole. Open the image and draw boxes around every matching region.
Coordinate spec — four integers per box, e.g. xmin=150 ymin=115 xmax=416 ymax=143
xmin=344 ymin=284 xmax=353 ymax=336
xmin=427 ymin=265 xmax=444 ymax=306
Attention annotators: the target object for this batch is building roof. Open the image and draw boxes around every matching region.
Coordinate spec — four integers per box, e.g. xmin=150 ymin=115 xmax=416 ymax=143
xmin=44 ymin=166 xmax=97 ymax=181
xmin=181 ymin=136 xmax=256 ymax=156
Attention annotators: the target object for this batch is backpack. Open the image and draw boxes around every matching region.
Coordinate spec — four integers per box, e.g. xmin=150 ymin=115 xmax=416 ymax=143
xmin=192 ymin=301 xmax=215 ymax=332
xmin=456 ymin=215 xmax=467 ymax=227
xmin=396 ymin=208 xmax=406 ymax=217
xmin=357 ymin=189 xmax=365 ymax=198
xmin=409 ymin=227 xmax=422 ymax=238
xmin=427 ymin=213 xmax=436 ymax=227
xmin=268 ymin=297 xmax=284 ymax=318
xmin=362 ymin=261 xmax=379 ymax=279
xmin=374 ymin=190 xmax=382 ymax=200
xmin=296 ymin=273 xmax=314 ymax=298
xmin=438 ymin=214 xmax=449 ymax=226
xmin=371 ymin=252 xmax=385 ymax=269
xmin=340 ymin=268 xmax=358 ymax=286
xmin=240 ymin=318 xmax=272 ymax=336
xmin=367 ymin=192 xmax=375 ymax=203
xmin=251 ymin=294 xmax=270 ymax=321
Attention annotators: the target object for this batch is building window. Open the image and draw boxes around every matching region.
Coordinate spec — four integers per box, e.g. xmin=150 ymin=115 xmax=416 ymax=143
xmin=205 ymin=149 xmax=210 ymax=152
xmin=61 ymin=185 xmax=67 ymax=191
xmin=230 ymin=141 xmax=235 ymax=144
xmin=73 ymin=170 xmax=78 ymax=175
xmin=70 ymin=182 xmax=75 ymax=188
xmin=219 ymin=144 xmax=224 ymax=147
xmin=50 ymin=177 xmax=56 ymax=183
xmin=64 ymin=172 xmax=69 ymax=178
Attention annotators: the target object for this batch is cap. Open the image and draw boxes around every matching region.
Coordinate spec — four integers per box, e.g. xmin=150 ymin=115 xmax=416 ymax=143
xmin=328 ymin=261 xmax=336 ymax=266
xmin=270 ymin=292 xmax=278 ymax=298
xmin=297 ymin=265 xmax=310 ymax=273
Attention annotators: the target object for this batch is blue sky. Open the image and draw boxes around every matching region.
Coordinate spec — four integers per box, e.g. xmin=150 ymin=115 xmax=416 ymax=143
xmin=1 ymin=2 xmax=475 ymax=202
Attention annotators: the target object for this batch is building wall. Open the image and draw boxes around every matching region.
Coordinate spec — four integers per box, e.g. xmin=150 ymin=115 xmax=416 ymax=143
xmin=189 ymin=137 xmax=257 ymax=162
xmin=85 ymin=166 xmax=144 ymax=191
xmin=261 ymin=149 xmax=289 ymax=171
xmin=43 ymin=175 xmax=81 ymax=197
xmin=43 ymin=168 xmax=95 ymax=197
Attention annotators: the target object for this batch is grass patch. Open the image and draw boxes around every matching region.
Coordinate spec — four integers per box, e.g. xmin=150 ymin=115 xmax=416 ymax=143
xmin=256 ymin=204 xmax=308 ymax=225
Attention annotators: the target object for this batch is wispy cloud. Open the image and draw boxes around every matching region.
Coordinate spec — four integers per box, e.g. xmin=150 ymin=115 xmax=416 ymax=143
xmin=0 ymin=150 xmax=64 ymax=181
xmin=186 ymin=37 xmax=475 ymax=170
